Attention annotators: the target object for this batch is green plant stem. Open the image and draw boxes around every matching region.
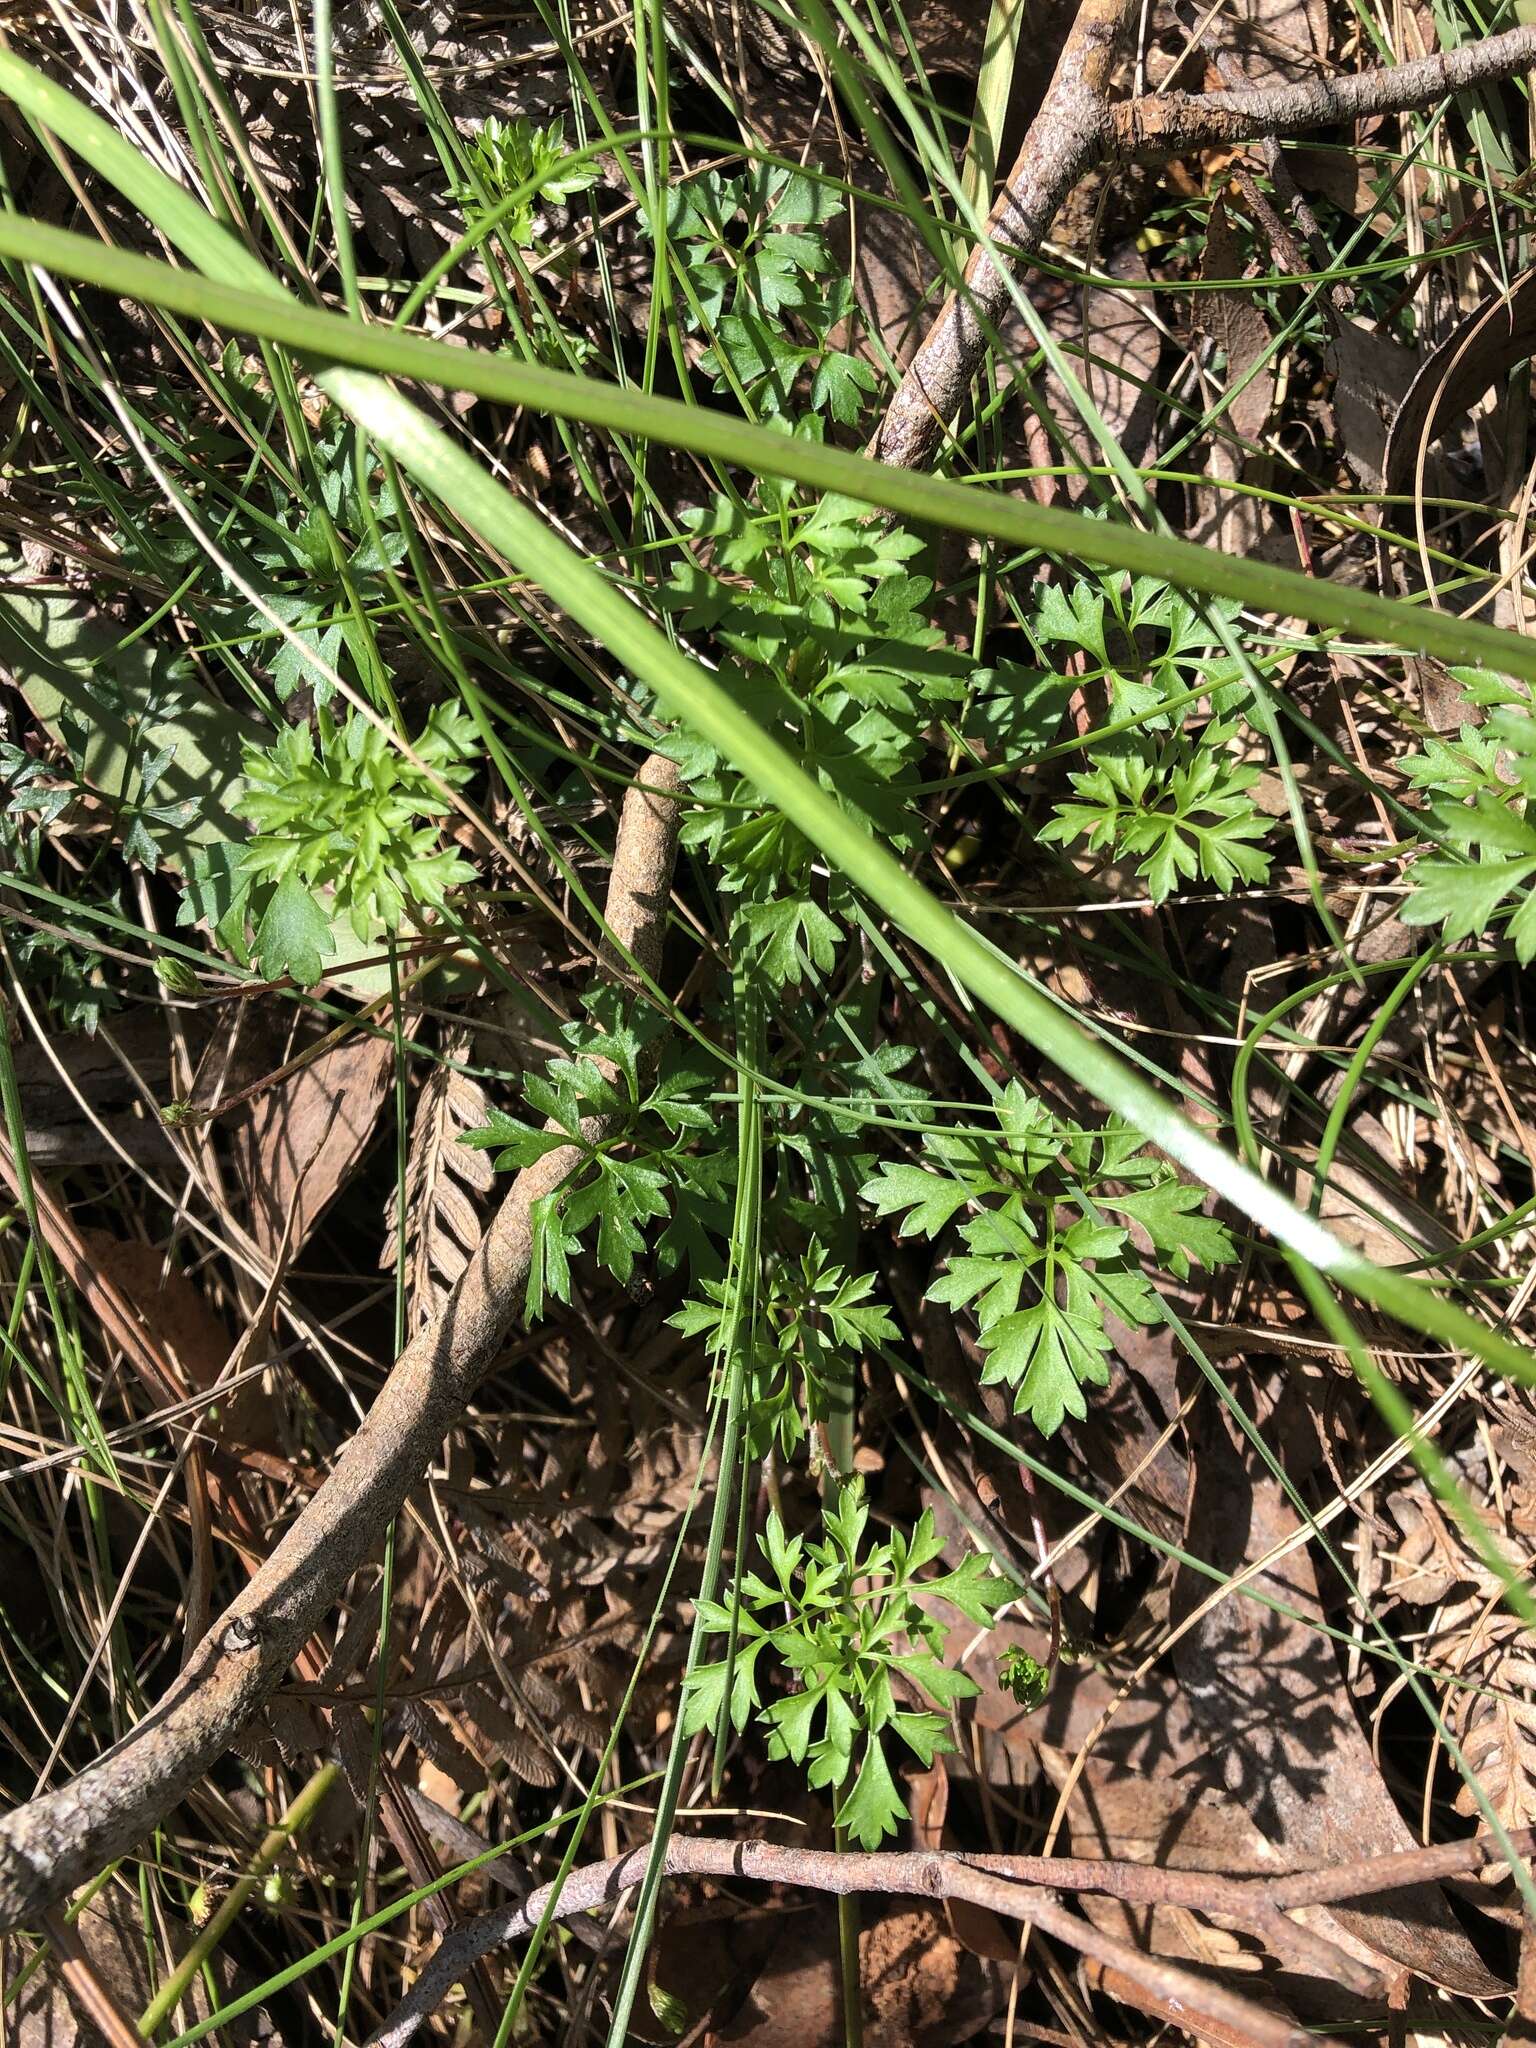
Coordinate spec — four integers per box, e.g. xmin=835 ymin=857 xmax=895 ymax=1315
xmin=602 ymin=1030 xmax=762 ymax=2048
xmin=139 ymin=1763 xmax=339 ymax=2037
xmin=1309 ymin=946 xmax=1440 ymax=1216
xmin=834 ymin=1825 xmax=863 ymax=2048
xmin=0 ymin=199 xmax=1534 ymax=682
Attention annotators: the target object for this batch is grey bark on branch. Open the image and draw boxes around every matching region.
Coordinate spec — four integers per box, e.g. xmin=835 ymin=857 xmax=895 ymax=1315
xmin=372 ymin=1824 xmax=1536 ymax=2047
xmin=873 ymin=0 xmax=1134 ymax=470
xmin=0 ymin=756 xmax=683 ymax=1935
xmin=369 ymin=1836 xmax=1329 ymax=2048
xmin=873 ymin=10 xmax=1536 ymax=471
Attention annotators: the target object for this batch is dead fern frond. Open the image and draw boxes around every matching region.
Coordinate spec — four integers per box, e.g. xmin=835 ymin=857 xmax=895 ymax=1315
xmin=1386 ymin=1489 xmax=1536 ymax=1843
xmin=1452 ymin=1624 xmax=1536 ymax=1847
xmin=384 ymin=1035 xmax=494 ymax=1331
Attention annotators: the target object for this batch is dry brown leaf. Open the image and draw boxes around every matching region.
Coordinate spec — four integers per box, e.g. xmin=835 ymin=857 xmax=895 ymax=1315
xmin=1453 ymin=1627 xmax=1536 ymax=1843
xmin=907 ymin=1757 xmax=1023 ymax=1965
xmin=1302 ymin=1107 xmax=1462 ymax=1268
xmin=1174 ymin=1393 xmax=1507 ymax=1996
xmin=1326 ymin=317 xmax=1419 ymax=490
xmin=718 ymin=1902 xmax=1007 ymax=2048
xmin=1038 ymin=1744 xmax=1370 ymax=1989
xmin=76 ymin=1230 xmax=230 ymax=1392
xmin=11 ymin=1013 xmax=198 ymax=1169
xmin=230 ymin=1029 xmax=394 ymax=1257
xmin=1285 ymin=142 xmax=1397 ymax=226
xmin=1035 ymin=246 xmax=1164 ymax=494
xmin=1220 ymin=0 xmax=1330 ymax=89
xmin=1383 ymin=268 xmax=1536 ymax=521
xmin=1198 ymin=189 xmax=1274 ymax=440
xmin=1385 ymin=1490 xmax=1536 ymax=1847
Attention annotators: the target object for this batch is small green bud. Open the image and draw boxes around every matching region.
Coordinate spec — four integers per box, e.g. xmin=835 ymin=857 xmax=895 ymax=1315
xmin=154 ymin=956 xmax=200 ymax=995
xmin=997 ymin=1645 xmax=1050 ymax=1711
xmin=647 ymin=1982 xmax=688 ymax=2036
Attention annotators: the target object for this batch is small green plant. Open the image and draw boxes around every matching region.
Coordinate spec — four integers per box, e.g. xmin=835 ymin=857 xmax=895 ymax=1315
xmin=656 ymin=488 xmax=1057 ymax=990
xmin=996 ymin=1645 xmax=1050 ymax=1710
xmin=180 ymin=702 xmax=479 ymax=985
xmin=1028 ymin=566 xmax=1254 ymax=727
xmin=1040 ymin=723 xmax=1273 ymax=901
xmin=684 ymin=1483 xmax=1014 ymax=1847
xmin=458 ymin=115 xmax=599 ymax=245
xmin=1400 ymin=670 xmax=1536 ymax=959
xmin=667 ymin=167 xmax=879 ymax=424
xmin=208 ymin=416 xmax=409 ymax=707
xmin=1025 ymin=563 xmax=1274 ymax=900
xmin=462 ymin=995 xmax=735 ymax=1313
xmin=863 ymin=1083 xmax=1238 ymax=1434
xmin=671 ymin=1241 xmax=897 ymax=1459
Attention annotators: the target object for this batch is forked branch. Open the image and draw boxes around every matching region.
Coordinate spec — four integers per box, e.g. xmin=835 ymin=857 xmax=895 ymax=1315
xmin=874 ymin=12 xmax=1536 ymax=469
xmin=0 ymin=757 xmax=682 ymax=1934
xmin=370 ymin=1826 xmax=1536 ymax=2047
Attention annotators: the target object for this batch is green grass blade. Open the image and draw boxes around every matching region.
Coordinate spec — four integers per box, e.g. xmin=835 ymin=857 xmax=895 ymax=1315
xmin=0 ymin=201 xmax=1532 ymax=681
xmin=4 ymin=47 xmax=1532 ymax=1423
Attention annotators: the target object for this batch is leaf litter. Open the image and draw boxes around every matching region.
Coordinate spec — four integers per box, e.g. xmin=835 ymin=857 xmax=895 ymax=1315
xmin=4 ymin=0 xmax=1536 ymax=2041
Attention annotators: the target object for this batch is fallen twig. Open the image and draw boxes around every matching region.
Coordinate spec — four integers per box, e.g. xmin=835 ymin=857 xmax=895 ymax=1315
xmin=874 ymin=9 xmax=1536 ymax=469
xmin=0 ymin=756 xmax=682 ymax=1934
xmin=874 ymin=0 xmax=1136 ymax=469
xmin=372 ymin=1827 xmax=1536 ymax=2047
xmin=1113 ymin=26 xmax=1536 ymax=155
xmin=371 ymin=1824 xmax=1536 ymax=2043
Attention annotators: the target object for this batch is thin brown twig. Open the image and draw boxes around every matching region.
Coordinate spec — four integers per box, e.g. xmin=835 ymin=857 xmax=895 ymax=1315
xmin=0 ymin=756 xmax=682 ymax=1935
xmin=372 ymin=1828 xmax=1536 ymax=2047
xmin=361 ymin=1843 xmax=1300 ymax=2048
xmin=38 ymin=1906 xmax=144 ymax=2048
xmin=874 ymin=9 xmax=1536 ymax=470
xmin=1114 ymin=25 xmax=1536 ymax=154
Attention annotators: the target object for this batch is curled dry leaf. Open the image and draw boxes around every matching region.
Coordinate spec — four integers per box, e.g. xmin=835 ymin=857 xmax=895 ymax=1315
xmin=1453 ymin=1628 xmax=1536 ymax=1848
xmin=230 ymin=1028 xmax=395 ymax=1258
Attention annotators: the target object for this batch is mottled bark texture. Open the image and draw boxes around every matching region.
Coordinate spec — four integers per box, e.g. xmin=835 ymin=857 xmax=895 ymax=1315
xmin=873 ymin=9 xmax=1536 ymax=472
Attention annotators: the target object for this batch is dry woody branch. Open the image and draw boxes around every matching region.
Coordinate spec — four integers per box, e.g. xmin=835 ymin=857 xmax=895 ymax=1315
xmin=0 ymin=758 xmax=681 ymax=1934
xmin=875 ymin=11 xmax=1536 ymax=469
xmin=369 ymin=1826 xmax=1536 ymax=2047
